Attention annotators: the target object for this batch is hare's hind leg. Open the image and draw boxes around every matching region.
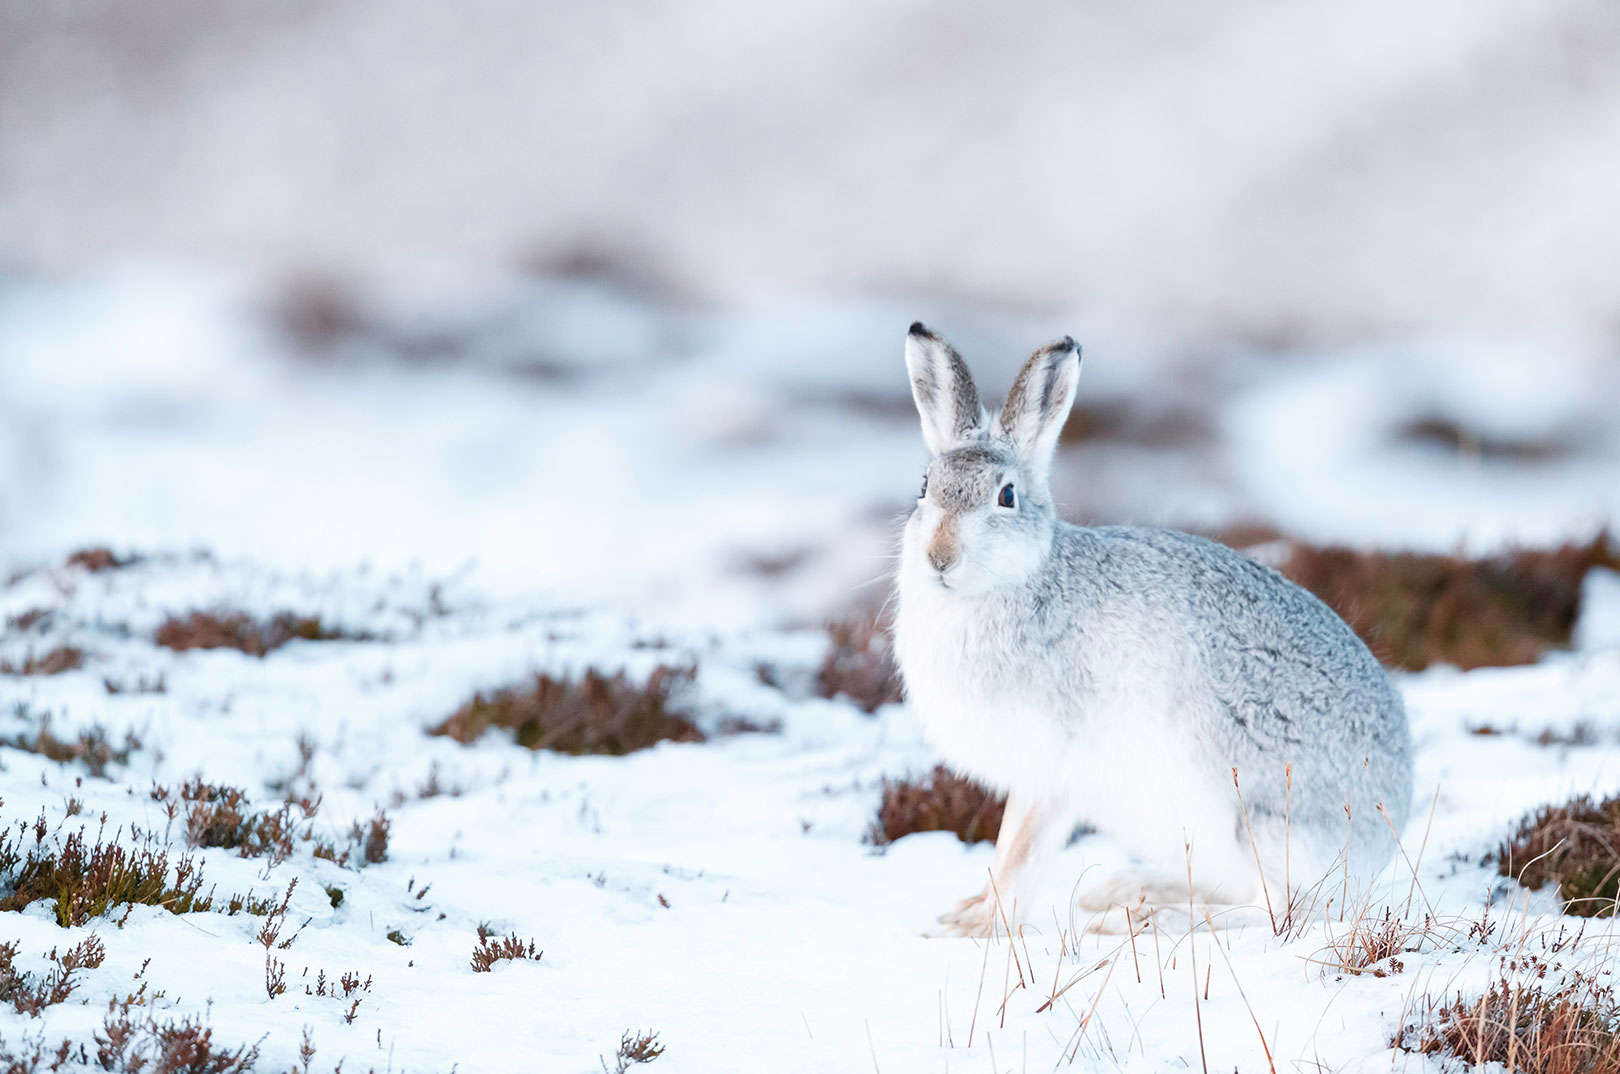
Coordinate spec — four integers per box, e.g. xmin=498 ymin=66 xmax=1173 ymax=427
xmin=931 ymin=791 xmax=1063 ymax=938
xmin=1073 ymin=830 xmax=1273 ymax=935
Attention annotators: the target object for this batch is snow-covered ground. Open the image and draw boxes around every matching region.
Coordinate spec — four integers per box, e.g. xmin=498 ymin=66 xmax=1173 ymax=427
xmin=3 ymin=271 xmax=1617 ymax=628
xmin=1 ymin=271 xmax=1619 ymax=1071
xmin=1 ymin=549 xmax=1620 ymax=1072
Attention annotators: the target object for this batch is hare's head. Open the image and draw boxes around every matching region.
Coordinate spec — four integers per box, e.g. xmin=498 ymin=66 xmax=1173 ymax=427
xmin=901 ymin=323 xmax=1080 ymax=595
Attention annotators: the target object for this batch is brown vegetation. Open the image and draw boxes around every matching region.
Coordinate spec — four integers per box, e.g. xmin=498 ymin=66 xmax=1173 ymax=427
xmin=0 ymin=935 xmax=106 ymax=1016
xmin=4 ymin=714 xmax=140 ymax=779
xmin=470 ymin=932 xmax=543 ymax=973
xmin=607 ymin=1030 xmax=665 ymax=1072
xmin=1396 ymin=971 xmax=1620 ymax=1074
xmin=355 ymin=809 xmax=390 ymax=864
xmin=1273 ymin=534 xmax=1620 ymax=671
xmin=431 ymin=666 xmax=703 ymax=755
xmin=92 ymin=1010 xmax=260 ymax=1074
xmin=817 ymin=615 xmax=901 ymax=713
xmin=151 ymin=779 xmax=318 ymax=864
xmin=0 ymin=812 xmax=282 ymax=926
xmin=0 ymin=647 xmax=86 ymax=676
xmin=1494 ymin=793 xmax=1620 ymax=917
xmin=155 ymin=611 xmax=357 ymax=657
xmin=868 ymin=765 xmax=1005 ymax=846
xmin=64 ymin=547 xmax=138 ymax=572
xmin=0 ymin=825 xmax=212 ymax=927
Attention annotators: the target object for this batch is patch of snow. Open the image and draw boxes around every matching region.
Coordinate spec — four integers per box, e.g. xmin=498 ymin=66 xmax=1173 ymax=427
xmin=2 ymin=555 xmax=1619 ymax=1071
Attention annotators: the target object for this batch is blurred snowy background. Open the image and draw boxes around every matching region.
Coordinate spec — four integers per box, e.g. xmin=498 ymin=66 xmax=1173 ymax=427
xmin=3 ymin=0 xmax=1618 ymax=626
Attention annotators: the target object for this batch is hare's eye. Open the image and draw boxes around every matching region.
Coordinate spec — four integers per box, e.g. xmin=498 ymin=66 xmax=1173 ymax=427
xmin=998 ymin=484 xmax=1015 ymax=509
xmin=920 ymin=473 xmax=928 ymax=499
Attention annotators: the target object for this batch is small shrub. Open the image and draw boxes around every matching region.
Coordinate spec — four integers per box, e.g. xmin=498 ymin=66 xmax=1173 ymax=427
xmin=155 ymin=611 xmax=357 ymax=658
xmin=1274 ymin=534 xmax=1620 ymax=671
xmin=1395 ymin=971 xmax=1620 ymax=1074
xmin=103 ymin=673 xmax=167 ymax=696
xmin=1494 ymin=793 xmax=1620 ymax=916
xmin=431 ymin=666 xmax=703 ymax=755
xmin=6 ymin=608 xmax=53 ymax=633
xmin=0 ymin=647 xmax=86 ymax=676
xmin=356 ymin=810 xmax=390 ymax=864
xmin=64 ymin=547 xmax=137 ymax=572
xmin=0 ymin=935 xmax=106 ymax=1016
xmin=92 ymin=1008 xmax=260 ymax=1073
xmin=817 ymin=615 xmax=901 ymax=713
xmin=4 ymin=716 xmax=140 ymax=778
xmin=151 ymin=779 xmax=313 ymax=864
xmin=868 ymin=766 xmax=1005 ymax=846
xmin=608 ymin=1030 xmax=665 ymax=1072
xmin=0 ymin=825 xmax=213 ymax=927
xmin=470 ymin=932 xmax=542 ymax=972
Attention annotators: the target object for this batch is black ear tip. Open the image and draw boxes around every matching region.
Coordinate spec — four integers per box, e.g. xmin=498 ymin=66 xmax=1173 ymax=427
xmin=908 ymin=321 xmax=929 ymax=337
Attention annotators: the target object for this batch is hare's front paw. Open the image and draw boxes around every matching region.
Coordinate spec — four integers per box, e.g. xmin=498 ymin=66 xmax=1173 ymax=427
xmin=926 ymin=891 xmax=994 ymax=938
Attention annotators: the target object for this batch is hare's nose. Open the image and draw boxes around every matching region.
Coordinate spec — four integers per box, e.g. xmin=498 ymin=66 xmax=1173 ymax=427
xmin=926 ymin=528 xmax=960 ymax=574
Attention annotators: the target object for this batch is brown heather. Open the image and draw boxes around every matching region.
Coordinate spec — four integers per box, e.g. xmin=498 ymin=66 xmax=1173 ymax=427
xmin=151 ymin=778 xmax=318 ymax=865
xmin=154 ymin=610 xmax=357 ymax=657
xmin=5 ymin=716 xmax=140 ymax=779
xmin=607 ymin=1030 xmax=665 ymax=1072
xmin=869 ymin=765 xmax=1005 ymax=846
xmin=470 ymin=932 xmax=543 ymax=973
xmin=0 ymin=935 xmax=106 ymax=1016
xmin=431 ymin=666 xmax=703 ymax=755
xmin=1494 ymin=793 xmax=1620 ymax=917
xmin=0 ymin=647 xmax=86 ymax=676
xmin=1273 ymin=534 xmax=1620 ymax=672
xmin=1396 ymin=972 xmax=1620 ymax=1074
xmin=64 ymin=547 xmax=138 ymax=572
xmin=817 ymin=614 xmax=901 ymax=713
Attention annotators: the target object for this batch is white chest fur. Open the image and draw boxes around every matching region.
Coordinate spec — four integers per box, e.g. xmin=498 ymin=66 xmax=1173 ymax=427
xmin=894 ymin=581 xmax=1077 ymax=797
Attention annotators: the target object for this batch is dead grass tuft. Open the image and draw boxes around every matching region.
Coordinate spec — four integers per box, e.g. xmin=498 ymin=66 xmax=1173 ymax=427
xmin=818 ymin=615 xmax=901 ymax=713
xmin=1274 ymin=534 xmax=1620 ymax=671
xmin=470 ymin=932 xmax=543 ymax=972
xmin=431 ymin=666 xmax=703 ymax=755
xmin=154 ymin=611 xmax=357 ymax=658
xmin=1310 ymin=908 xmax=1470 ymax=978
xmin=1396 ymin=970 xmax=1620 ymax=1074
xmin=868 ymin=765 xmax=1005 ymax=846
xmin=0 ymin=647 xmax=86 ymax=676
xmin=1494 ymin=793 xmax=1620 ymax=917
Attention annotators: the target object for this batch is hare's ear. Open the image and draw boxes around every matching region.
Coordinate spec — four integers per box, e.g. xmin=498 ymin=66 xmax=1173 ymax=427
xmin=997 ymin=336 xmax=1080 ymax=478
xmin=905 ymin=323 xmax=986 ymax=455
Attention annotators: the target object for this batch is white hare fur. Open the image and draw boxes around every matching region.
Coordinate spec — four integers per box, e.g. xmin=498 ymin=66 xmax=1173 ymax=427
xmin=893 ymin=324 xmax=1413 ymax=936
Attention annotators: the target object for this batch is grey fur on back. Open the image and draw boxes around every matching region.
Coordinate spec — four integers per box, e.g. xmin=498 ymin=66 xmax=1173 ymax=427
xmin=1041 ymin=522 xmax=1409 ymax=866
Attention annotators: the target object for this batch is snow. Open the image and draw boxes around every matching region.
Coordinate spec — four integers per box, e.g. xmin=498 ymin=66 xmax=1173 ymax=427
xmin=2 ymin=548 xmax=1619 ymax=1071
xmin=0 ymin=268 xmax=1617 ymax=1070
xmin=4 ymin=270 xmax=1618 ymax=631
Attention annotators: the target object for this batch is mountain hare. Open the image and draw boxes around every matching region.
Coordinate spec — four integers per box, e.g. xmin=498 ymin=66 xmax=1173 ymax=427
xmin=893 ymin=324 xmax=1412 ymax=936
